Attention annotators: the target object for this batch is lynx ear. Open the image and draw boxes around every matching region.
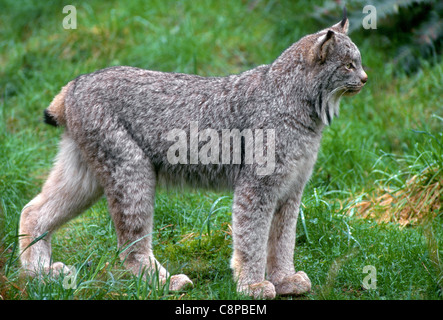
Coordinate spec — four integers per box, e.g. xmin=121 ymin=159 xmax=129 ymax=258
xmin=317 ymin=30 xmax=336 ymax=63
xmin=331 ymin=7 xmax=349 ymax=34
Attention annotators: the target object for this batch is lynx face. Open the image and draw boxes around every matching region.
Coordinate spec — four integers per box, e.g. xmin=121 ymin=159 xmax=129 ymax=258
xmin=331 ymin=35 xmax=368 ymax=97
xmin=296 ymin=22 xmax=368 ymax=125
xmin=316 ymin=32 xmax=366 ymax=92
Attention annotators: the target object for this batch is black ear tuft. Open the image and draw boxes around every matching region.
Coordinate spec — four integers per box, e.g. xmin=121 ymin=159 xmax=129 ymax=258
xmin=340 ymin=6 xmax=347 ymax=28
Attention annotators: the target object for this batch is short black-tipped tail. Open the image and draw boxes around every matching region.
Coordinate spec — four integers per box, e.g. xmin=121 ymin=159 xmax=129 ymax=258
xmin=43 ymin=108 xmax=59 ymax=127
xmin=43 ymin=80 xmax=73 ymax=127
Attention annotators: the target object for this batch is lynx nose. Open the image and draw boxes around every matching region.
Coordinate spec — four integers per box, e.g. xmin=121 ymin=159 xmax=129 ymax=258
xmin=360 ymin=70 xmax=368 ymax=84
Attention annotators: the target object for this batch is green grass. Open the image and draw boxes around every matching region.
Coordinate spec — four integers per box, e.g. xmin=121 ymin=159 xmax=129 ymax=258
xmin=1 ymin=0 xmax=442 ymax=300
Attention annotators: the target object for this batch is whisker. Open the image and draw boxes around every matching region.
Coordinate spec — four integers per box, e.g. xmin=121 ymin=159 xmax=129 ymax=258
xmin=326 ymin=85 xmax=347 ymax=100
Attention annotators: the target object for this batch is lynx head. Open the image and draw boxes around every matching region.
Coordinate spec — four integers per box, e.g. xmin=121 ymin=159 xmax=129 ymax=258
xmin=306 ymin=9 xmax=368 ymax=125
xmin=272 ymin=9 xmax=368 ymax=126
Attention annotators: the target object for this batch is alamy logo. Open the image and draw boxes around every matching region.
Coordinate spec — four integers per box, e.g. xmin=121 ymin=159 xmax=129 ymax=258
xmin=362 ymin=5 xmax=377 ymax=30
xmin=62 ymin=265 xmax=78 ymax=289
xmin=362 ymin=265 xmax=377 ymax=290
xmin=62 ymin=5 xmax=77 ymax=30
xmin=166 ymin=121 xmax=276 ymax=175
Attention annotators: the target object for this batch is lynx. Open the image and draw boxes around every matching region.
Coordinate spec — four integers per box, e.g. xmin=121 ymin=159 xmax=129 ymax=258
xmin=20 ymin=11 xmax=367 ymax=299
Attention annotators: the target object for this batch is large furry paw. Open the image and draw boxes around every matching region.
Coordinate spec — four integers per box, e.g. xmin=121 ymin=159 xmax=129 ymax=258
xmin=274 ymin=271 xmax=311 ymax=296
xmin=169 ymin=274 xmax=193 ymax=291
xmin=23 ymin=261 xmax=72 ymax=278
xmin=239 ymin=280 xmax=276 ymax=299
xmin=45 ymin=262 xmax=73 ymax=277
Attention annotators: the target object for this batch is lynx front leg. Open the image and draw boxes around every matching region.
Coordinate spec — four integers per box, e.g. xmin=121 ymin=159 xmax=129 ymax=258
xmin=266 ymin=195 xmax=311 ymax=296
xmin=230 ymin=186 xmax=277 ymax=299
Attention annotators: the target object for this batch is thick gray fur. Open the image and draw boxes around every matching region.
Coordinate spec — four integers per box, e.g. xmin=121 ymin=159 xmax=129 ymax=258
xmin=20 ymin=15 xmax=367 ymax=298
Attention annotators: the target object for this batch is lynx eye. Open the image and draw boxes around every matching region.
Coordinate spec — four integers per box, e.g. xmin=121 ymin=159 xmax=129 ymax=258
xmin=345 ymin=62 xmax=355 ymax=70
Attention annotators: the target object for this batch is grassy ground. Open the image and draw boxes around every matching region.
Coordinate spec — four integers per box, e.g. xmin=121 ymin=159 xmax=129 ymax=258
xmin=1 ymin=0 xmax=442 ymax=300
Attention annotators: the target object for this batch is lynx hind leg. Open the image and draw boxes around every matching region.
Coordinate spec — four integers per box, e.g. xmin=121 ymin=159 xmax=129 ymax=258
xmin=266 ymin=196 xmax=311 ymax=296
xmin=107 ymin=162 xmax=192 ymax=291
xmin=91 ymin=128 xmax=192 ymax=291
xmin=19 ymin=133 xmax=103 ymax=276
